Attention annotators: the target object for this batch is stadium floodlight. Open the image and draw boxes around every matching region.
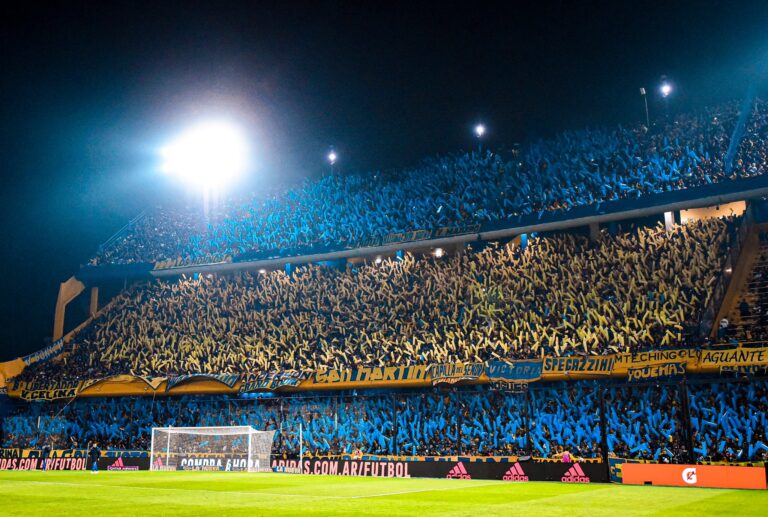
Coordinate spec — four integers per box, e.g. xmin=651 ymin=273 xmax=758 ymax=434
xmin=640 ymin=87 xmax=650 ymax=127
xmin=328 ymin=150 xmax=337 ymax=165
xmin=161 ymin=122 xmax=249 ymax=189
xmin=474 ymin=124 xmax=486 ymax=138
xmin=660 ymin=81 xmax=672 ymax=98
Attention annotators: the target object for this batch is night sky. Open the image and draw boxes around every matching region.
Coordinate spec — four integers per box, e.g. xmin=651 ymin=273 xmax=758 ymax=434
xmin=1 ymin=0 xmax=767 ymax=360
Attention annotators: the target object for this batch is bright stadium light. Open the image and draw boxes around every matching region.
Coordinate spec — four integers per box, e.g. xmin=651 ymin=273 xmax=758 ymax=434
xmin=328 ymin=150 xmax=337 ymax=165
xmin=475 ymin=124 xmax=486 ymax=138
xmin=660 ymin=81 xmax=672 ymax=98
xmin=161 ymin=122 xmax=249 ymax=189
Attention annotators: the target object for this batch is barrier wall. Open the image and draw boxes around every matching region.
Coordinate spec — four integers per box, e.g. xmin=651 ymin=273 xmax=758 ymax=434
xmin=6 ymin=345 xmax=768 ymax=400
xmin=622 ymin=463 xmax=767 ymax=489
xmin=0 ymin=448 xmax=149 ymax=459
xmin=271 ymin=458 xmax=609 ymax=482
xmin=0 ymin=456 xmax=89 ymax=471
xmin=0 ymin=448 xmax=605 ymax=479
xmin=0 ymin=455 xmax=147 ymax=471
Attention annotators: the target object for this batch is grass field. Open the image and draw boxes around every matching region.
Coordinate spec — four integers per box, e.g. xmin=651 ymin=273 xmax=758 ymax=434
xmin=0 ymin=471 xmax=766 ymax=516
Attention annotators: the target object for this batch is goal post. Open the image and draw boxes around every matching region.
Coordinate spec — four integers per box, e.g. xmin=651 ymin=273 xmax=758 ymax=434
xmin=150 ymin=426 xmax=276 ymax=472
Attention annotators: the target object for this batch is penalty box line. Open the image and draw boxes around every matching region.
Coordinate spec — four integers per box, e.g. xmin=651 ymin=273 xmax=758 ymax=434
xmin=3 ymin=478 xmax=504 ymax=500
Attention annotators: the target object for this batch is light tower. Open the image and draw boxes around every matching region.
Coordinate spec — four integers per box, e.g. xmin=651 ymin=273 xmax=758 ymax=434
xmin=474 ymin=123 xmax=486 ymax=154
xmin=327 ymin=149 xmax=337 ymax=176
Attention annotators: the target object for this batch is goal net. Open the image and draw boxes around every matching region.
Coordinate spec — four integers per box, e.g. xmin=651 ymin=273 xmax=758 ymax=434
xmin=150 ymin=426 xmax=276 ymax=472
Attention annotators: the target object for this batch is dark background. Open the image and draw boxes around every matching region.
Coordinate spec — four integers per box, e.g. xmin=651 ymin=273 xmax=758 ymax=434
xmin=1 ymin=0 xmax=767 ymax=360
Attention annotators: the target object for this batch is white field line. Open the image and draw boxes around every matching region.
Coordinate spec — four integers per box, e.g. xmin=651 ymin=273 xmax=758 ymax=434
xmin=1 ymin=478 xmax=505 ymax=501
xmin=347 ymin=481 xmax=503 ymax=499
xmin=0 ymin=480 xmax=346 ymax=500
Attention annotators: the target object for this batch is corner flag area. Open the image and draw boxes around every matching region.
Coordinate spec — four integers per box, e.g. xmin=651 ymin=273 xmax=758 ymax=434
xmin=0 ymin=471 xmax=766 ymax=516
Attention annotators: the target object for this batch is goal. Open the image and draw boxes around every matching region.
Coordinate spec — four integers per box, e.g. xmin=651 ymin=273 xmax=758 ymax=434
xmin=150 ymin=426 xmax=276 ymax=472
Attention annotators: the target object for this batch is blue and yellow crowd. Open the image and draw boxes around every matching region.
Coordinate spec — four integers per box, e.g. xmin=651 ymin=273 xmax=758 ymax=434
xmin=5 ymin=100 xmax=768 ymax=466
xmin=17 ymin=216 xmax=734 ymax=383
xmin=92 ymin=100 xmax=767 ymax=266
xmin=3 ymin=381 xmax=766 ymax=462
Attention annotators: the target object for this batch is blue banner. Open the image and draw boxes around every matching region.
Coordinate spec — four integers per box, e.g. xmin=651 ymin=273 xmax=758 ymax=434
xmin=240 ymin=371 xmax=309 ymax=392
xmin=22 ymin=339 xmax=65 ymax=366
xmin=166 ymin=374 xmax=240 ymax=392
xmin=486 ymin=360 xmax=543 ymax=382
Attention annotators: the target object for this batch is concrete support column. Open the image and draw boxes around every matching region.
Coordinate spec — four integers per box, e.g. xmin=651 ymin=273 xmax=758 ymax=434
xmin=588 ymin=222 xmax=600 ymax=242
xmin=53 ymin=276 xmax=86 ymax=341
xmin=664 ymin=211 xmax=675 ymax=232
xmin=89 ymin=286 xmax=99 ymax=317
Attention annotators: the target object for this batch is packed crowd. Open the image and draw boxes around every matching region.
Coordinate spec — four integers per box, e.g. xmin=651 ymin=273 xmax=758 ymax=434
xmin=3 ymin=381 xmax=766 ymax=462
xmin=723 ymin=232 xmax=768 ymax=342
xmin=605 ymin=384 xmax=687 ymax=462
xmin=92 ymin=100 xmax=767 ymax=266
xmin=17 ymin=216 xmax=734 ymax=382
xmin=690 ymin=381 xmax=768 ymax=462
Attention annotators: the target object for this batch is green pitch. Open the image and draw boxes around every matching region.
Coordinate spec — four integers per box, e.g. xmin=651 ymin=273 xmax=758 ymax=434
xmin=0 ymin=471 xmax=765 ymax=516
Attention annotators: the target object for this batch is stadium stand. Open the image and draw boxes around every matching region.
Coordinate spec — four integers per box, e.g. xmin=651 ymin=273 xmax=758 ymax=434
xmin=3 ymin=100 xmax=768 ymax=475
xmin=91 ymin=100 xmax=768 ymax=267
xmin=724 ymin=231 xmax=768 ymax=342
xmin=3 ymin=380 xmax=766 ymax=462
xmin=689 ymin=381 xmax=768 ymax=462
xmin=14 ymin=216 xmax=736 ymax=382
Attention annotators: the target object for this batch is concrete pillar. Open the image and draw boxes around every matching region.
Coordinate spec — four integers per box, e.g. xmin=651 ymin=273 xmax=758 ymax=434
xmin=89 ymin=286 xmax=99 ymax=317
xmin=664 ymin=211 xmax=675 ymax=232
xmin=588 ymin=222 xmax=600 ymax=242
xmin=53 ymin=276 xmax=86 ymax=341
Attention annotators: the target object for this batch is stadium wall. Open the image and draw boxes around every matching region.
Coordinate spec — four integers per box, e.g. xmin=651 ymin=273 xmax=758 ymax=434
xmin=0 ymin=447 xmax=608 ymax=481
xmin=276 ymin=458 xmax=609 ymax=482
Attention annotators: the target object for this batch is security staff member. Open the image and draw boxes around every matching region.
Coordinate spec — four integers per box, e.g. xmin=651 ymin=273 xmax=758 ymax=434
xmin=88 ymin=443 xmax=101 ymax=474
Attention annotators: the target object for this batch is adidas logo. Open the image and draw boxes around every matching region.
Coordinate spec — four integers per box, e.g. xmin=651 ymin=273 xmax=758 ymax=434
xmin=446 ymin=462 xmax=471 ymax=480
xmin=560 ymin=463 xmax=590 ymax=483
xmin=502 ymin=462 xmax=529 ymax=481
xmin=107 ymin=457 xmax=139 ymax=471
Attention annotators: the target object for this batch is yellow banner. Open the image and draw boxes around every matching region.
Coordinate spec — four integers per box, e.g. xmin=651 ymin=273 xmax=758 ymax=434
xmin=698 ymin=347 xmax=768 ymax=368
xmin=313 ymin=365 xmax=429 ymax=385
xmin=15 ymin=380 xmax=83 ymax=401
xmin=543 ymin=355 xmax=616 ymax=375
xmin=6 ymin=346 xmax=768 ymax=400
xmin=613 ymin=348 xmax=699 ymax=374
xmin=428 ymin=363 xmax=484 ymax=384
